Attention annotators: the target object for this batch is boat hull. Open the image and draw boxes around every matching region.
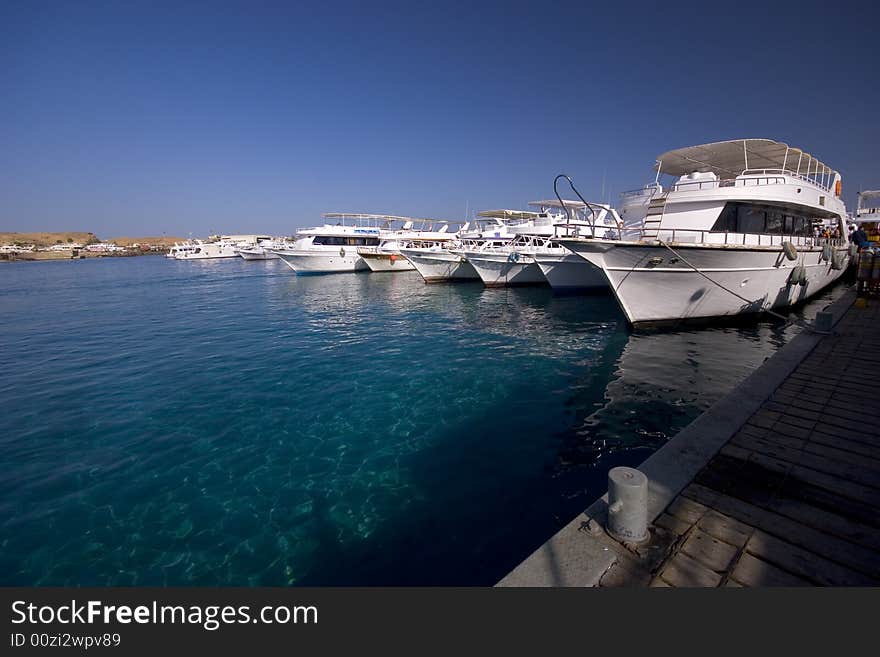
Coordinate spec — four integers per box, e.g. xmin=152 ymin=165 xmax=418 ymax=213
xmin=239 ymin=248 xmax=279 ymax=261
xmin=358 ymin=251 xmax=416 ymax=272
xmin=533 ymin=252 xmax=607 ymax=291
xmin=459 ymin=252 xmax=547 ymax=287
xmin=561 ymin=239 xmax=850 ymax=325
xmin=275 ymin=250 xmax=368 ymax=274
xmin=174 ymin=244 xmax=240 ymax=259
xmin=400 ymin=249 xmax=480 ymax=283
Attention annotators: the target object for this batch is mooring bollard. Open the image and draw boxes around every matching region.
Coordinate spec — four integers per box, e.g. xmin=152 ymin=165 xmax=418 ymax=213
xmin=607 ymin=467 xmax=648 ymax=543
xmin=814 ymin=311 xmax=833 ymax=334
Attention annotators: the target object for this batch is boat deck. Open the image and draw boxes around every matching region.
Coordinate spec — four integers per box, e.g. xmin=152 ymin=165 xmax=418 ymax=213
xmin=499 ymin=287 xmax=880 ymax=587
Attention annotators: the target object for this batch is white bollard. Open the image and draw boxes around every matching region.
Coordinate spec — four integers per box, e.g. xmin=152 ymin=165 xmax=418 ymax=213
xmin=607 ymin=467 xmax=648 ymax=543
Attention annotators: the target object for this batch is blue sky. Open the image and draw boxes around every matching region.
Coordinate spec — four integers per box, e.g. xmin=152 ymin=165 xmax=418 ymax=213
xmin=2 ymin=0 xmax=877 ymax=238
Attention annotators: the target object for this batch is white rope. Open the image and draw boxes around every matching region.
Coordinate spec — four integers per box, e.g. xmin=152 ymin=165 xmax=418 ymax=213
xmin=656 ymin=240 xmax=818 ymax=331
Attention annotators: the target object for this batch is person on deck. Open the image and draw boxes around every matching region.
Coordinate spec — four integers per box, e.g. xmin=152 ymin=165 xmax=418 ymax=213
xmin=852 ymin=225 xmax=870 ymax=250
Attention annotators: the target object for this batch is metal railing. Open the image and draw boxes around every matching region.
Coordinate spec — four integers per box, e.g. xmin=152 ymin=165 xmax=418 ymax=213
xmin=551 ymin=174 xmax=625 ymax=240
xmin=619 ymin=227 xmax=844 ymax=248
xmin=669 ymin=175 xmax=788 ymax=192
xmin=621 ymin=169 xmax=834 ymax=197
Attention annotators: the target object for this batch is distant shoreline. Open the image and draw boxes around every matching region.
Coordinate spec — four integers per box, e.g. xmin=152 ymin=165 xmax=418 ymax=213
xmin=0 ymin=250 xmax=164 ymax=263
xmin=0 ymin=231 xmax=184 ymax=262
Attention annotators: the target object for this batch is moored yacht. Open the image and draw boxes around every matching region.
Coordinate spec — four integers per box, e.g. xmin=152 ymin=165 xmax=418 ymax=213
xmin=854 ymin=190 xmax=880 ymax=249
xmin=275 ymin=214 xmax=393 ymax=274
xmin=465 ymin=199 xmax=627 ymax=290
xmin=238 ymin=238 xmax=293 ymax=261
xmin=171 ymin=239 xmax=241 ymax=260
xmin=400 ymin=214 xmax=529 ymax=283
xmin=559 ymin=139 xmax=851 ymax=326
xmin=357 ymin=219 xmax=460 ymax=272
xmin=452 ymin=209 xmax=555 ymax=287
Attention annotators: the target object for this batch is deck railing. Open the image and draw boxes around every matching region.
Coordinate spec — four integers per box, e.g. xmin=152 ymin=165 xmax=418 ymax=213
xmin=627 ymin=227 xmax=845 ymax=248
xmin=621 ymin=170 xmax=834 ymax=197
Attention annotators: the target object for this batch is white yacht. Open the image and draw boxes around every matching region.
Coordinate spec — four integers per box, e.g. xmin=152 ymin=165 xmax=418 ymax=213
xmin=531 ymin=195 xmax=637 ymax=291
xmin=238 ymin=237 xmax=293 ymax=261
xmin=275 ymin=214 xmax=394 ymax=274
xmin=400 ymin=214 xmax=527 ymax=283
xmin=357 ymin=219 xmax=460 ymax=272
xmin=460 ymin=199 xmax=627 ymax=289
xmin=558 ymin=139 xmax=851 ymax=326
xmin=854 ymin=190 xmax=880 ymax=248
xmin=166 ymin=242 xmax=193 ymax=258
xmin=169 ymin=239 xmax=240 ymax=260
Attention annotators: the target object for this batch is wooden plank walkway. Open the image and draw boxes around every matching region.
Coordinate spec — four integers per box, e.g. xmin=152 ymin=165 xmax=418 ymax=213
xmin=639 ymin=299 xmax=880 ymax=587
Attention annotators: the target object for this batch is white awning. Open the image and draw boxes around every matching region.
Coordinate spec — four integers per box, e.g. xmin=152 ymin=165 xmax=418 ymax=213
xmin=476 ymin=209 xmax=544 ymax=220
xmin=322 ymin=213 xmax=458 ymax=225
xmin=529 ymin=199 xmax=610 ymax=209
xmin=655 ymin=139 xmax=837 ymax=179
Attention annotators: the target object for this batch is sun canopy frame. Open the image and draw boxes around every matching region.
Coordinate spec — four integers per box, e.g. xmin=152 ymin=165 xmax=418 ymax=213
xmin=529 ymin=199 xmax=611 ymax=210
xmin=476 ymin=209 xmax=545 ymax=220
xmin=655 ymin=139 xmax=838 ymax=186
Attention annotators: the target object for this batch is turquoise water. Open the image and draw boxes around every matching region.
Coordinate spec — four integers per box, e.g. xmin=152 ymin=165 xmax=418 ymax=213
xmin=0 ymin=256 xmax=847 ymax=585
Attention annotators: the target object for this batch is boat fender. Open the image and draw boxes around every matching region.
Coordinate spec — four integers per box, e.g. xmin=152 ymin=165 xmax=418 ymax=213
xmin=339 ymin=247 xmax=346 ymax=257
xmin=849 ymin=243 xmax=858 ymax=257
xmin=788 ymin=264 xmax=807 ymax=286
xmin=831 ymin=251 xmax=844 ymax=270
xmin=390 ymin=253 xmax=398 ymax=264
xmin=821 ymin=244 xmax=833 ymax=262
xmin=782 ymin=241 xmax=798 ymax=261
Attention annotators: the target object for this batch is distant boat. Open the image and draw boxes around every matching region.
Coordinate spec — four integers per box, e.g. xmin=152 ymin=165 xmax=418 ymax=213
xmin=170 ymin=239 xmax=240 ymax=260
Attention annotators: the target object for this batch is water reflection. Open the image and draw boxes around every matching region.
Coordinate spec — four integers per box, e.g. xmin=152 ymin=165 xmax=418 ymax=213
xmin=559 ymin=281 xmax=847 ymax=470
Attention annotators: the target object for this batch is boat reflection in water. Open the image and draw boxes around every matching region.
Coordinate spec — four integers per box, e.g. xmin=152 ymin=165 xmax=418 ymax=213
xmin=558 ymin=280 xmax=844 ymax=473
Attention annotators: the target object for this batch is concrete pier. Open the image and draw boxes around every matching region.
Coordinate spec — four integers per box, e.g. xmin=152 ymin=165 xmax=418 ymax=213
xmin=499 ymin=287 xmax=880 ymax=587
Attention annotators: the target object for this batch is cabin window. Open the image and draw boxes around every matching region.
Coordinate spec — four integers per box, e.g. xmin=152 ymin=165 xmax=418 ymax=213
xmin=711 ymin=202 xmax=818 ymax=237
xmin=341 ymin=237 xmax=380 ymax=246
xmin=713 ymin=204 xmax=737 ymax=232
xmin=766 ymin=211 xmax=784 ymax=233
xmin=737 ymin=206 xmax=765 ymax=233
xmin=313 ymin=236 xmax=347 ymax=246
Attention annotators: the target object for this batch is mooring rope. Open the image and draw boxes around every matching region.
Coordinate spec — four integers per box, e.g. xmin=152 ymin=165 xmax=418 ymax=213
xmin=656 ymin=240 xmax=818 ymax=331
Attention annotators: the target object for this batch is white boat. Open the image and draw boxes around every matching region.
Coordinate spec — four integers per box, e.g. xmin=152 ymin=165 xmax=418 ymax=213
xmin=853 ymin=190 xmax=880 ymax=249
xmin=400 ymin=242 xmax=481 ymax=282
xmin=400 ymin=215 xmax=525 ymax=283
xmin=275 ymin=214 xmax=397 ymax=274
xmin=455 ymin=238 xmax=548 ymax=287
xmin=558 ymin=139 xmax=852 ymax=326
xmin=357 ymin=219 xmax=460 ymax=272
xmin=238 ymin=238 xmax=293 ymax=261
xmin=454 ymin=207 xmax=581 ymax=287
xmin=166 ymin=242 xmax=191 ymax=258
xmin=461 ymin=199 xmax=626 ymax=289
xmin=172 ymin=239 xmax=240 ymax=260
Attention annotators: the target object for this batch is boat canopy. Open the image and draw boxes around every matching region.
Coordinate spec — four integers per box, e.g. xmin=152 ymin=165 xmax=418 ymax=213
xmin=857 ymin=190 xmax=880 ymax=210
xmin=529 ymin=199 xmax=612 ymax=209
xmin=322 ymin=213 xmax=459 ymax=229
xmin=476 ymin=209 xmax=544 ymax=220
xmin=655 ymin=139 xmax=838 ymax=180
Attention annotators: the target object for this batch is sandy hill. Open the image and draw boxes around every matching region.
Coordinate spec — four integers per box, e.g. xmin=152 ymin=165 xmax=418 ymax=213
xmin=0 ymin=232 xmax=185 ymax=248
xmin=0 ymin=232 xmax=99 ymax=247
xmin=110 ymin=236 xmax=184 ymax=247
